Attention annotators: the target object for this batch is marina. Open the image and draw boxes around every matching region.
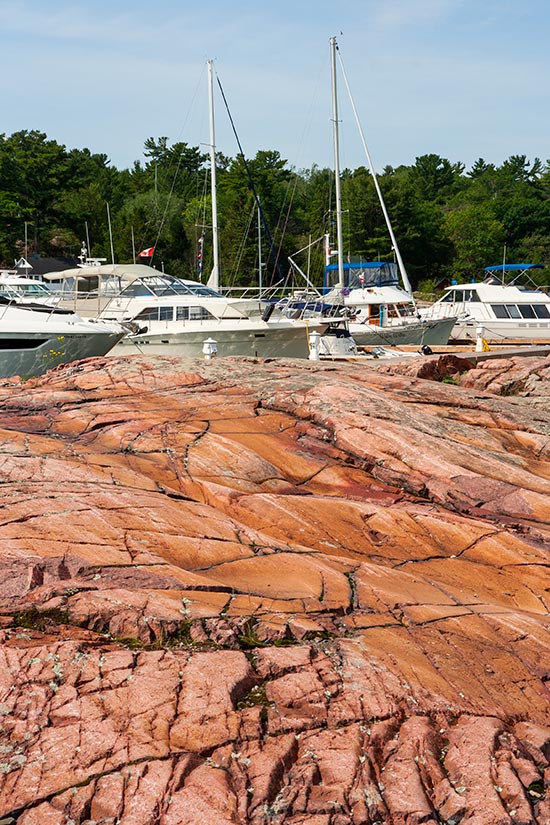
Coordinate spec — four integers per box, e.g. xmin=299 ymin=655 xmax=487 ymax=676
xmin=1 ymin=15 xmax=550 ymax=825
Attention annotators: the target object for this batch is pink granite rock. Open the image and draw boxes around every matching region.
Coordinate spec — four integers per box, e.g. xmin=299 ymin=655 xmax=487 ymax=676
xmin=0 ymin=353 xmax=549 ymax=823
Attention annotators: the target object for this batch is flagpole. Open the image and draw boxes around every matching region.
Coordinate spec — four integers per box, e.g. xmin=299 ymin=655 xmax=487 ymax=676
xmin=131 ymin=227 xmax=136 ymax=264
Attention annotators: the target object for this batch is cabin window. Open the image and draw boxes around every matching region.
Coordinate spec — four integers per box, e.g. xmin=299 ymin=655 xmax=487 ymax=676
xmin=491 ymin=305 xmax=510 ymax=318
xmin=189 ymin=306 xmax=215 ymax=320
xmin=135 ymin=307 xmax=159 ymax=321
xmin=176 ymin=306 xmax=215 ymax=321
xmin=441 ymin=291 xmax=456 ymax=302
xmin=134 ymin=306 xmax=173 ymax=321
xmin=533 ymin=304 xmax=550 ymax=319
xmin=175 ymin=306 xmax=214 ymax=320
xmin=463 ymin=289 xmax=480 ymax=302
xmin=506 ymin=305 xmax=522 ymax=319
xmin=518 ymin=305 xmax=536 ymax=319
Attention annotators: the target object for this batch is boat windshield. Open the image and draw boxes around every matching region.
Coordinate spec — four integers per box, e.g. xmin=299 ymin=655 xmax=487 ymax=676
xmin=323 ymin=261 xmax=399 ymax=291
xmin=16 ymin=283 xmax=53 ymax=296
xmin=119 ymin=275 xmax=223 ymax=299
xmin=0 ymin=284 xmax=20 ymax=299
xmin=441 ymin=289 xmax=480 ymax=303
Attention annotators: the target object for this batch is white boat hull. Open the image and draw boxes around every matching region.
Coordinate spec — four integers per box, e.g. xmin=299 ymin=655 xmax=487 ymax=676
xmin=110 ymin=320 xmax=325 ymax=359
xmin=450 ymin=319 xmax=550 ymax=342
xmin=0 ymin=325 xmax=126 ymax=378
xmin=348 ymin=315 xmax=457 ymax=347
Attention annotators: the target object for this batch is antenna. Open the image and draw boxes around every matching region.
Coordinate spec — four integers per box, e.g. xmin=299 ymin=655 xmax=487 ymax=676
xmin=106 ymin=203 xmax=115 ymax=264
xmin=85 ymin=221 xmax=91 ymax=258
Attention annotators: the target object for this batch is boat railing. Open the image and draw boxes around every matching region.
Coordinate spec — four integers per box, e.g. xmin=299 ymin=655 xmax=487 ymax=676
xmin=46 ymin=290 xmax=117 ymax=319
xmin=218 ymin=285 xmax=322 ymax=301
xmin=422 ymin=301 xmax=468 ymax=320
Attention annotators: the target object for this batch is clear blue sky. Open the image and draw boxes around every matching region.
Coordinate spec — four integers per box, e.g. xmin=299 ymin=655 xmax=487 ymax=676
xmin=2 ymin=0 xmax=548 ymax=174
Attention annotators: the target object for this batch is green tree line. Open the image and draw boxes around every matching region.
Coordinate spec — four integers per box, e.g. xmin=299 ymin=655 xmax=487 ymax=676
xmin=2 ymin=129 xmax=550 ymax=290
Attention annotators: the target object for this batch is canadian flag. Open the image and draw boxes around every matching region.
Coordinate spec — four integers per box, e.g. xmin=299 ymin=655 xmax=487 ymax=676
xmin=138 ymin=246 xmax=155 ymax=258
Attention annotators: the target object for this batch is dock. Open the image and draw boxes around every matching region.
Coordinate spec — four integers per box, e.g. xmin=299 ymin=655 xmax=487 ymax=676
xmin=338 ymin=341 xmax=550 ymax=364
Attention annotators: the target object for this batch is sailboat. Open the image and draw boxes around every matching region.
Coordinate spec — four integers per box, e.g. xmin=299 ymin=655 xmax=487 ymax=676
xmin=298 ymin=38 xmax=458 ymax=349
xmin=43 ymin=62 xmax=335 ymax=360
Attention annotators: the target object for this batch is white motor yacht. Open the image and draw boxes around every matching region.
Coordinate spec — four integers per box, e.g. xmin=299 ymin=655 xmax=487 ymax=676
xmin=0 ymin=269 xmax=60 ymax=305
xmin=0 ymin=297 xmax=128 ymax=379
xmin=99 ymin=272 xmax=330 ymax=359
xmin=421 ymin=264 xmax=550 ymax=341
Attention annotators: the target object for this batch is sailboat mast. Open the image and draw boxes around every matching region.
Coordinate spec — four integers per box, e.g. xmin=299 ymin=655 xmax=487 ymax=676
xmin=336 ymin=49 xmax=416 ymax=304
xmin=257 ymin=200 xmax=263 ymax=292
xmin=330 ymin=36 xmax=345 ymax=291
xmin=207 ymin=59 xmax=220 ymax=290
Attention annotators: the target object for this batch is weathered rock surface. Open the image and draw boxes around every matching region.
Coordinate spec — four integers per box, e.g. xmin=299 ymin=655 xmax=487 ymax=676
xmin=0 ymin=353 xmax=549 ymax=824
xmin=378 ymin=351 xmax=550 ymax=402
xmin=458 ymin=353 xmax=550 ymax=401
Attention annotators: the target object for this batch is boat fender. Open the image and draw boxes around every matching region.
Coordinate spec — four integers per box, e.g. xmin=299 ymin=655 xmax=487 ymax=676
xmin=421 ymin=345 xmax=433 ymax=355
xmin=261 ymin=303 xmax=275 ymax=322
